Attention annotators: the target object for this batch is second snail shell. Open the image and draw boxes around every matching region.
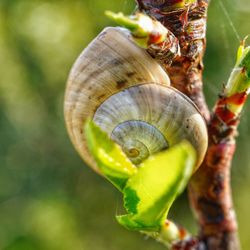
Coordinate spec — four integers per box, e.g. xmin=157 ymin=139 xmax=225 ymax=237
xmin=64 ymin=27 xmax=208 ymax=171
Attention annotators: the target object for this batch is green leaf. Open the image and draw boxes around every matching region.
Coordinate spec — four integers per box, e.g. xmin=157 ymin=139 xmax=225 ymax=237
xmin=239 ymin=46 xmax=250 ymax=76
xmin=105 ymin=11 xmax=139 ymax=32
xmin=117 ymin=141 xmax=196 ymax=231
xmin=236 ymin=43 xmax=245 ymax=65
xmin=225 ymin=45 xmax=250 ymax=97
xmin=85 ymin=120 xmax=137 ymax=191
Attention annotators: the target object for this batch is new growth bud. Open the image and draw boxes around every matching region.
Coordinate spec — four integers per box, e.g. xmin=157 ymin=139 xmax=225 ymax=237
xmin=105 ymin=11 xmax=169 ymax=48
xmin=106 ymin=11 xmax=180 ymax=64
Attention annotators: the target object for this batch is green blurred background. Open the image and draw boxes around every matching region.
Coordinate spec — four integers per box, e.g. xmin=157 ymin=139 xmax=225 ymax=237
xmin=0 ymin=0 xmax=249 ymax=249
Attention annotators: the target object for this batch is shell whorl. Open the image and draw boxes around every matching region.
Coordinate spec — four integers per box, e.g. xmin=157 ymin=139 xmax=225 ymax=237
xmin=64 ymin=27 xmax=171 ymax=171
xmin=64 ymin=27 xmax=208 ymax=171
xmin=110 ymin=120 xmax=168 ymax=165
xmin=93 ymin=84 xmax=207 ymax=168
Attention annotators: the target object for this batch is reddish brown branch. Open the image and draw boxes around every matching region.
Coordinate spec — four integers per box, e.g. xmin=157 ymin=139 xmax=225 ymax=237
xmin=135 ymin=0 xmax=241 ymax=249
xmin=188 ymin=92 xmax=243 ymax=249
xmin=189 ymin=125 xmax=240 ymax=249
xmin=136 ymin=0 xmax=210 ymax=121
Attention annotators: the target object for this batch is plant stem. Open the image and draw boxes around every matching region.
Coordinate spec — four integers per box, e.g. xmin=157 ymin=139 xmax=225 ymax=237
xmin=189 ymin=45 xmax=250 ymax=250
xmin=136 ymin=0 xmax=210 ymax=121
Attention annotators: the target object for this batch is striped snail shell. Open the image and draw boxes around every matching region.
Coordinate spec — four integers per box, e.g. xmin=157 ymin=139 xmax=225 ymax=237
xmin=64 ymin=27 xmax=208 ymax=172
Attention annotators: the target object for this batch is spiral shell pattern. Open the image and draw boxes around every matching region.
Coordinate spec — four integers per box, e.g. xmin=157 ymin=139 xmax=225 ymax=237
xmin=64 ymin=27 xmax=207 ymax=171
xmin=93 ymin=84 xmax=207 ymax=167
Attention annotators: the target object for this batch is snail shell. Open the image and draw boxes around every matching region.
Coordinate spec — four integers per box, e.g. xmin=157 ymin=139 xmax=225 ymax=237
xmin=64 ymin=27 xmax=208 ymax=171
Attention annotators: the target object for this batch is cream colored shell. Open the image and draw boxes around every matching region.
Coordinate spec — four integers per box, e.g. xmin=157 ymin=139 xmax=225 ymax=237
xmin=64 ymin=27 xmax=171 ymax=171
xmin=93 ymin=84 xmax=208 ymax=168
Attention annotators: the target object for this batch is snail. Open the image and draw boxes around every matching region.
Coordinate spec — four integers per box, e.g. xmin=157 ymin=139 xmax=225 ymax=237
xmin=64 ymin=26 xmax=208 ymax=172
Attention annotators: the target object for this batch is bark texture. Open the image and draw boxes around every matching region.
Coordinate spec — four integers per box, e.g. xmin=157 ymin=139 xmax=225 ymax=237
xmin=136 ymin=0 xmax=210 ymax=120
xmin=136 ymin=0 xmax=241 ymax=249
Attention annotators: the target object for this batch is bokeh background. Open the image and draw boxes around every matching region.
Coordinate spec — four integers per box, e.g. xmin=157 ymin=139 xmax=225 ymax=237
xmin=0 ymin=0 xmax=250 ymax=249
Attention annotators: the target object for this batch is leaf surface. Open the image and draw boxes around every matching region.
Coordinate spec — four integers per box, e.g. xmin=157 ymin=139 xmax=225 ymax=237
xmin=85 ymin=120 xmax=137 ymax=191
xmin=117 ymin=141 xmax=196 ymax=231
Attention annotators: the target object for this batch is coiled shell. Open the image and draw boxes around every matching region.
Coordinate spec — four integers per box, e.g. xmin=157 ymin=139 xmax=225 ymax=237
xmin=64 ymin=27 xmax=207 ymax=171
